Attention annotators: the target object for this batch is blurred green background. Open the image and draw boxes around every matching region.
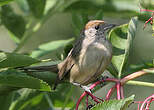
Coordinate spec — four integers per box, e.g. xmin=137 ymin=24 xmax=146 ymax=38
xmin=0 ymin=0 xmax=154 ymax=110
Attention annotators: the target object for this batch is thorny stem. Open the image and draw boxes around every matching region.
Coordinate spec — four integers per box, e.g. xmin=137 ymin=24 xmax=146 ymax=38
xmin=76 ymin=68 xmax=154 ymax=110
xmin=140 ymin=94 xmax=154 ymax=110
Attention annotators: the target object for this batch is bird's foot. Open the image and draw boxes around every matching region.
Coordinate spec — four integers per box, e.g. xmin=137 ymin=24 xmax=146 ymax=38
xmin=73 ymin=83 xmax=103 ymax=103
xmin=72 ymin=83 xmax=92 ymax=93
xmin=81 ymin=85 xmax=92 ymax=93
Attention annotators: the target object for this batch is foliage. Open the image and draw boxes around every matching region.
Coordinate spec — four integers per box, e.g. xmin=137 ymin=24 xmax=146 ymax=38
xmin=0 ymin=0 xmax=153 ymax=110
xmin=91 ymin=95 xmax=134 ymax=110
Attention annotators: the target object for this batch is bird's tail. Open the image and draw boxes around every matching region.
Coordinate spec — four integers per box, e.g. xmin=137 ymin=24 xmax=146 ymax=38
xmin=53 ymin=75 xmax=60 ymax=90
xmin=18 ymin=65 xmax=60 ymax=90
xmin=20 ymin=65 xmax=58 ymax=73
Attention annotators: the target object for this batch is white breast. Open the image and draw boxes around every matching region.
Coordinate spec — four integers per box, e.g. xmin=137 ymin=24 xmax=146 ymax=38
xmin=70 ymin=37 xmax=112 ymax=85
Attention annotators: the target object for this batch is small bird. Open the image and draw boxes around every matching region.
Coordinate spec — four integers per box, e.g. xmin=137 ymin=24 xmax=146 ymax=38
xmin=23 ymin=20 xmax=116 ymax=91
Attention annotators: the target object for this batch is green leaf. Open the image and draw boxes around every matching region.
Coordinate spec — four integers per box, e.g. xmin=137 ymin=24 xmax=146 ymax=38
xmin=31 ymin=38 xmax=74 ymax=58
xmin=91 ymin=95 xmax=135 ymax=110
xmin=108 ymin=17 xmax=138 ymax=78
xmin=48 ymin=84 xmax=75 ymax=108
xmin=64 ymin=0 xmax=116 ymax=15
xmin=16 ymin=0 xmax=29 ymax=13
xmin=71 ymin=12 xmax=89 ymax=36
xmin=27 ymin=0 xmax=46 ymax=18
xmin=140 ymin=0 xmax=154 ymax=10
xmin=0 ymin=0 xmax=14 ymax=6
xmin=48 ymin=0 xmax=79 ymax=13
xmin=9 ymin=89 xmax=51 ymax=110
xmin=0 ymin=52 xmax=40 ymax=69
xmin=0 ymin=5 xmax=26 ymax=42
xmin=123 ymin=60 xmax=154 ymax=75
xmin=0 ymin=92 xmax=14 ymax=110
xmin=94 ymin=10 xmax=104 ymax=20
xmin=63 ymin=44 xmax=73 ymax=58
xmin=65 ymin=0 xmax=138 ymax=19
xmin=0 ymin=69 xmax=51 ymax=91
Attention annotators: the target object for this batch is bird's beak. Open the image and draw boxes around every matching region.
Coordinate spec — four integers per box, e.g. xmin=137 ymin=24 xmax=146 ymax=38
xmin=104 ymin=23 xmax=117 ymax=31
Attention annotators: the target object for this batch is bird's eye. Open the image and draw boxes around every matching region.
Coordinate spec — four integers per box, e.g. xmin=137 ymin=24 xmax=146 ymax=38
xmin=95 ymin=25 xmax=100 ymax=30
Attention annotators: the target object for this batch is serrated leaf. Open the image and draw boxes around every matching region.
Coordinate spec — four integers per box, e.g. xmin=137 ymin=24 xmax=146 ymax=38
xmin=91 ymin=95 xmax=135 ymax=110
xmin=0 ymin=0 xmax=14 ymax=6
xmin=0 ymin=69 xmax=51 ymax=91
xmin=27 ymin=0 xmax=46 ymax=18
xmin=108 ymin=17 xmax=138 ymax=78
xmin=1 ymin=5 xmax=26 ymax=41
xmin=31 ymin=38 xmax=74 ymax=58
xmin=0 ymin=52 xmax=40 ymax=69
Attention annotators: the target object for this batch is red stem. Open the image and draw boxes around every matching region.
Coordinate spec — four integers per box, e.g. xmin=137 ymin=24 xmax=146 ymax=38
xmin=121 ymin=69 xmax=150 ymax=85
xmin=105 ymin=85 xmax=116 ymax=100
xmin=76 ymin=68 xmax=154 ymax=110
xmin=86 ymin=92 xmax=100 ymax=103
xmin=144 ymin=17 xmax=153 ymax=28
xmin=145 ymin=98 xmax=154 ymax=110
xmin=140 ymin=9 xmax=154 ymax=13
xmin=138 ymin=103 xmax=140 ymax=110
xmin=120 ymin=85 xmax=124 ymax=99
xmin=76 ymin=78 xmax=119 ymax=110
xmin=76 ymin=92 xmax=87 ymax=110
xmin=140 ymin=94 xmax=154 ymax=110
xmin=116 ymin=82 xmax=121 ymax=100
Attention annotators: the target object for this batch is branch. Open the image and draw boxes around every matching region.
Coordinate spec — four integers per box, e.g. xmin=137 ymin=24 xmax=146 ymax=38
xmin=120 ymin=68 xmax=154 ymax=85
xmin=126 ymin=80 xmax=154 ymax=88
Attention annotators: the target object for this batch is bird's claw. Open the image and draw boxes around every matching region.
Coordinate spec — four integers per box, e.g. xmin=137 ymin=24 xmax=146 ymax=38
xmin=72 ymin=83 xmax=92 ymax=93
xmin=81 ymin=85 xmax=92 ymax=93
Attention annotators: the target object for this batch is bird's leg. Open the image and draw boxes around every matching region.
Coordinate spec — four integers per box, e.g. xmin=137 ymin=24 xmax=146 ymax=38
xmin=72 ymin=82 xmax=92 ymax=93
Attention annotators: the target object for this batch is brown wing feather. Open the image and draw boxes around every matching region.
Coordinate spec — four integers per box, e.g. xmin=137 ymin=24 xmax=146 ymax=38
xmin=58 ymin=49 xmax=75 ymax=80
xmin=58 ymin=35 xmax=84 ymax=80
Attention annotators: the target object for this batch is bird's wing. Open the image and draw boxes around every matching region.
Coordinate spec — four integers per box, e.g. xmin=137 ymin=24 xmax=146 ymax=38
xmin=58 ymin=50 xmax=74 ymax=80
xmin=58 ymin=35 xmax=84 ymax=80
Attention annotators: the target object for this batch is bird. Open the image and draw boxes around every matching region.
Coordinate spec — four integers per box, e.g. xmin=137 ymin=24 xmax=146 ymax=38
xmin=22 ymin=20 xmax=116 ymax=92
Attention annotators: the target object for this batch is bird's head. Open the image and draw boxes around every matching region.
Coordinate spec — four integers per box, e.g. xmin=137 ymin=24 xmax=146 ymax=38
xmin=84 ymin=20 xmax=116 ymax=38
